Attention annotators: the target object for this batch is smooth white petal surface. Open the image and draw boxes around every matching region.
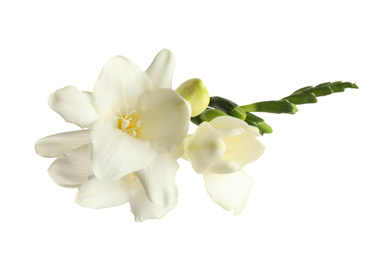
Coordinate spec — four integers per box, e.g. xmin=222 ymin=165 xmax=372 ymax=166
xmin=137 ymin=88 xmax=190 ymax=153
xmin=222 ymin=131 xmax=265 ymax=168
xmin=92 ymin=56 xmax=153 ymax=118
xmin=75 ymin=177 xmax=129 ymax=209
xmin=48 ymin=86 xmax=99 ymax=128
xmin=90 ymin=119 xmax=156 ymax=181
xmin=203 ymin=170 xmax=254 ymax=216
xmin=248 ymin=125 xmax=262 ymax=137
xmin=184 ymin=122 xmax=226 ymax=173
xmin=122 ymin=175 xmax=177 ymax=222
xmin=145 ymin=49 xmax=176 ymax=89
xmin=208 ymin=159 xmax=241 ymax=174
xmin=35 ymin=130 xmax=90 ymax=158
xmin=215 ymin=127 xmax=244 ymax=139
xmin=209 ymin=115 xmax=249 ymax=131
xmin=135 ymin=153 xmax=179 ymax=207
xmin=48 ymin=144 xmax=93 ymax=187
xmin=91 ymin=120 xmax=155 ymax=181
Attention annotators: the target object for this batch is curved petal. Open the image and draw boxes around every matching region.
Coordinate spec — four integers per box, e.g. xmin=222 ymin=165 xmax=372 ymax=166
xmin=184 ymin=122 xmax=226 ymax=173
xmin=135 ymin=153 xmax=179 ymax=207
xmin=90 ymin=119 xmax=156 ymax=181
xmin=208 ymin=159 xmax=241 ymax=174
xmin=48 ymin=144 xmax=93 ymax=187
xmin=203 ymin=170 xmax=254 ymax=215
xmin=75 ymin=177 xmax=129 ymax=209
xmin=137 ymin=88 xmax=191 ymax=153
xmin=145 ymin=49 xmax=176 ymax=89
xmin=48 ymin=86 xmax=100 ymax=128
xmin=222 ymin=131 xmax=265 ymax=168
xmin=35 ymin=130 xmax=90 ymax=158
xmin=215 ymin=127 xmax=244 ymax=139
xmin=92 ymin=56 xmax=153 ymax=118
xmin=248 ymin=125 xmax=262 ymax=137
xmin=122 ymin=174 xmax=177 ymax=222
xmin=209 ymin=116 xmax=249 ymax=131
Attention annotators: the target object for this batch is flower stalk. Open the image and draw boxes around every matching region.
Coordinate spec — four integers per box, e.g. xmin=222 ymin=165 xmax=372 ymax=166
xmin=190 ymin=81 xmax=358 ymax=136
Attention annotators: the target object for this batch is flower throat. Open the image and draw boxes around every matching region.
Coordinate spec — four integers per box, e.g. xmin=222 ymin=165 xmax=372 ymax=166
xmin=116 ymin=110 xmax=142 ymax=137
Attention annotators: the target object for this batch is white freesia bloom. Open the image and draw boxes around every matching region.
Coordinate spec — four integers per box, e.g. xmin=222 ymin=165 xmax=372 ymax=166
xmin=36 ymin=49 xmax=191 ymax=219
xmin=42 ymin=135 xmax=179 ymax=221
xmin=45 ymin=137 xmax=179 ymax=221
xmin=183 ymin=116 xmax=265 ymax=215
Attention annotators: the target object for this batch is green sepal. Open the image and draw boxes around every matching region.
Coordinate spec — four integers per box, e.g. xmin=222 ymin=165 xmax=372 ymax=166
xmin=190 ymin=109 xmax=228 ymax=125
xmin=200 ymin=108 xmax=228 ymax=122
xmin=291 ymin=86 xmax=313 ymax=95
xmin=245 ymin=112 xmax=273 ymax=135
xmin=282 ymin=92 xmax=317 ymax=104
xmin=240 ymin=100 xmax=298 ymax=114
xmin=284 ymin=81 xmax=359 ymax=104
xmin=190 ymin=115 xmax=203 ymax=125
xmin=209 ymin=96 xmax=247 ymax=120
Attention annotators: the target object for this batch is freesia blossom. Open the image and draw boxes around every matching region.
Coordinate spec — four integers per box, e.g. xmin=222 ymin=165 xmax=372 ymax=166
xmin=183 ymin=116 xmax=265 ymax=215
xmin=36 ymin=49 xmax=191 ymax=219
xmin=42 ymin=135 xmax=178 ymax=221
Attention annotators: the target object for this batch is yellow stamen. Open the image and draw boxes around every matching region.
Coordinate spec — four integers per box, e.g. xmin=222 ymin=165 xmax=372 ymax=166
xmin=116 ymin=110 xmax=142 ymax=137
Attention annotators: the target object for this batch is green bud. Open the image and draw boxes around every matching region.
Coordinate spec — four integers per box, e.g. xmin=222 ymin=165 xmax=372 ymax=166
xmin=241 ymin=100 xmax=298 ymax=114
xmin=200 ymin=109 xmax=228 ymax=122
xmin=245 ymin=112 xmax=273 ymax=134
xmin=176 ymin=78 xmax=210 ymax=117
xmin=209 ymin=96 xmax=247 ymax=120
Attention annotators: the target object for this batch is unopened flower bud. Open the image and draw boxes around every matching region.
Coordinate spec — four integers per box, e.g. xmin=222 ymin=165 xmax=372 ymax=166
xmin=176 ymin=78 xmax=210 ymax=117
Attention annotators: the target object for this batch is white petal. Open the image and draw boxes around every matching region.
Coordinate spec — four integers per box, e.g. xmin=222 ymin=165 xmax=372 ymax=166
xmin=137 ymin=88 xmax=191 ymax=153
xmin=122 ymin=175 xmax=177 ymax=222
xmin=208 ymin=159 xmax=241 ymax=174
xmin=145 ymin=49 xmax=176 ymax=89
xmin=209 ymin=115 xmax=249 ymax=131
xmin=203 ymin=170 xmax=254 ymax=215
xmin=35 ymin=130 xmax=90 ymax=158
xmin=222 ymin=130 xmax=265 ymax=168
xmin=135 ymin=153 xmax=179 ymax=207
xmin=184 ymin=122 xmax=226 ymax=173
xmin=248 ymin=125 xmax=262 ymax=137
xmin=48 ymin=86 xmax=100 ymax=128
xmin=48 ymin=144 xmax=93 ymax=187
xmin=75 ymin=177 xmax=129 ymax=209
xmin=215 ymin=127 xmax=244 ymax=138
xmin=90 ymin=119 xmax=156 ymax=181
xmin=92 ymin=56 xmax=153 ymax=118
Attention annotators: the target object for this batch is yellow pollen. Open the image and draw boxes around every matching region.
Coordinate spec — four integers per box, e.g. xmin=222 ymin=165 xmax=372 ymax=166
xmin=116 ymin=111 xmax=142 ymax=137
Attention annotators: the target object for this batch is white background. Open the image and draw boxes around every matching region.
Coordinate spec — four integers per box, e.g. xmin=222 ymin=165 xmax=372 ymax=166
xmin=1 ymin=0 xmax=382 ymax=259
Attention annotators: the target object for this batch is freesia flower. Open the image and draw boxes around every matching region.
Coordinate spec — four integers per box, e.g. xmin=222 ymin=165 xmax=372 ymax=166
xmin=183 ymin=116 xmax=265 ymax=215
xmin=36 ymin=49 xmax=191 ymax=218
xmin=41 ymin=135 xmax=179 ymax=221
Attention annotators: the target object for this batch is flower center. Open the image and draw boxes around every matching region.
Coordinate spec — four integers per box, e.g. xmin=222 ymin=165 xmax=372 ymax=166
xmin=116 ymin=110 xmax=142 ymax=137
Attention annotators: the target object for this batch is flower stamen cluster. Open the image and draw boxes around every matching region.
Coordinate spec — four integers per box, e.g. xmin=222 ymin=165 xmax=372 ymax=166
xmin=116 ymin=110 xmax=142 ymax=137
